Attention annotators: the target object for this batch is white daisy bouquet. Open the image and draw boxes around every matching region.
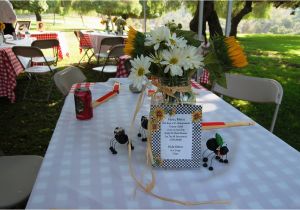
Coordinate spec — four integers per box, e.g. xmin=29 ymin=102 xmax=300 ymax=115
xmin=125 ymin=26 xmax=204 ymax=93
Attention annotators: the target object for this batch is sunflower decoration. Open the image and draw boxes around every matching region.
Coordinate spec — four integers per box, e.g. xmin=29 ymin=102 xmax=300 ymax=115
xmin=224 ymin=36 xmax=248 ymax=68
xmin=192 ymin=111 xmax=202 ymax=123
xmin=153 ymin=107 xmax=165 ymax=122
xmin=0 ymin=22 xmax=5 ymax=32
xmin=112 ymin=16 xmax=118 ymax=23
xmin=204 ymin=35 xmax=248 ymax=87
xmin=151 ymin=120 xmax=160 ymax=132
xmin=100 ymin=19 xmax=108 ymax=25
xmin=124 ymin=26 xmax=146 ymax=57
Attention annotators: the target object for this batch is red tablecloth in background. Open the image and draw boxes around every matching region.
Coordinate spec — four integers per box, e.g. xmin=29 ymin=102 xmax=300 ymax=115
xmin=115 ymin=55 xmax=131 ymax=78
xmin=79 ymin=34 xmax=93 ymax=52
xmin=0 ymin=48 xmax=24 ymax=102
xmin=22 ymin=32 xmax=69 ymax=60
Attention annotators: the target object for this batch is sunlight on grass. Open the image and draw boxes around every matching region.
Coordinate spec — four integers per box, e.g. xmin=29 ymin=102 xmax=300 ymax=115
xmin=286 ymin=49 xmax=300 ymax=56
xmin=48 ymin=101 xmax=60 ymax=107
xmin=231 ymin=100 xmax=250 ymax=107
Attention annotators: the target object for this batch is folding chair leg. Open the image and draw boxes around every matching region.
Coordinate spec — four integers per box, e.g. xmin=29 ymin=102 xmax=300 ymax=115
xmin=87 ymin=52 xmax=95 ymax=64
xmin=78 ymin=51 xmax=88 ymax=64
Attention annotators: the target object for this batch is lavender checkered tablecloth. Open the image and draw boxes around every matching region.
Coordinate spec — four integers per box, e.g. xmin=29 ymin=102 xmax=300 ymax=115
xmin=26 ymin=78 xmax=300 ymax=209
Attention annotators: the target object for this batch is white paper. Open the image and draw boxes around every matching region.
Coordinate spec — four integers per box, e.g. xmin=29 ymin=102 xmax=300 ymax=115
xmin=160 ymin=114 xmax=193 ymax=160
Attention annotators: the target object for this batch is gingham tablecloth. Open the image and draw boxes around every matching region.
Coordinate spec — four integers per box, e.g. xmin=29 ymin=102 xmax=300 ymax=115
xmin=0 ymin=47 xmax=24 ymax=102
xmin=26 ymin=78 xmax=300 ymax=209
xmin=24 ymin=31 xmax=69 ymax=60
xmin=79 ymin=33 xmax=93 ymax=52
xmin=82 ymin=31 xmax=126 ymax=54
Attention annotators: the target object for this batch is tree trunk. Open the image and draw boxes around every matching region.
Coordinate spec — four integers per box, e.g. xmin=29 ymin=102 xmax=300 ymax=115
xmin=80 ymin=15 xmax=85 ymax=26
xmin=35 ymin=12 xmax=42 ymax=21
xmin=206 ymin=1 xmax=223 ymax=38
xmin=190 ymin=1 xmax=223 ymax=42
xmin=230 ymin=1 xmax=253 ymax=37
xmin=53 ymin=13 xmax=56 ymax=25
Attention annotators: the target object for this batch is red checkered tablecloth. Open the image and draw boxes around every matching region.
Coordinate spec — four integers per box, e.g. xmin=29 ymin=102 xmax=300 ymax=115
xmin=79 ymin=34 xmax=93 ymax=53
xmin=116 ymin=55 xmax=131 ymax=78
xmin=191 ymin=79 xmax=206 ymax=90
xmin=199 ymin=69 xmax=210 ymax=84
xmin=0 ymin=48 xmax=24 ymax=102
xmin=22 ymin=32 xmax=69 ymax=59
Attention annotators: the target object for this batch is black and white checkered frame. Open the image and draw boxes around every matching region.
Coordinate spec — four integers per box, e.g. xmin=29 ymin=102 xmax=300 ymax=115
xmin=150 ymin=104 xmax=202 ymax=168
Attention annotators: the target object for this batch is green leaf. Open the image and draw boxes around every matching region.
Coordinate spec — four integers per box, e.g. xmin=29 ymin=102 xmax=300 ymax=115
xmin=215 ymin=133 xmax=224 ymax=146
xmin=175 ymin=30 xmax=201 ymax=47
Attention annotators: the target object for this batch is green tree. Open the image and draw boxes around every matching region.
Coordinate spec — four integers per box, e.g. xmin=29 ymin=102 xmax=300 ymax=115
xmin=29 ymin=0 xmax=48 ymax=21
xmin=11 ymin=0 xmax=48 ymax=21
xmin=71 ymin=0 xmax=94 ymax=26
xmin=138 ymin=0 xmax=182 ymax=19
xmin=47 ymin=0 xmax=61 ymax=25
xmin=94 ymin=1 xmax=142 ymax=18
xmin=189 ymin=0 xmax=300 ymax=38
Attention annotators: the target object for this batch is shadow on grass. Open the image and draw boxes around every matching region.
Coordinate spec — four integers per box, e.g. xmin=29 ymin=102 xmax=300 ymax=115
xmin=0 ymin=62 xmax=117 ymax=156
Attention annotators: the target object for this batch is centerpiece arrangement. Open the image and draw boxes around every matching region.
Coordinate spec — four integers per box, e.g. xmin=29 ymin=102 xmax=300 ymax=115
xmin=113 ymin=16 xmax=126 ymax=35
xmin=125 ymin=23 xmax=248 ymax=202
xmin=100 ymin=16 xmax=111 ymax=32
xmin=124 ymin=24 xmax=248 ymax=103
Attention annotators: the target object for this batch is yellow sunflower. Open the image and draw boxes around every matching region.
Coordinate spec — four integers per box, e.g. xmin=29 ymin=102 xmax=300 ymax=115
xmin=112 ymin=17 xmax=118 ymax=23
xmin=124 ymin=26 xmax=137 ymax=56
xmin=224 ymin=36 xmax=248 ymax=68
xmin=100 ymin=19 xmax=107 ymax=25
xmin=0 ymin=22 xmax=5 ymax=31
xmin=192 ymin=111 xmax=202 ymax=122
xmin=151 ymin=121 xmax=160 ymax=132
xmin=153 ymin=107 xmax=165 ymax=121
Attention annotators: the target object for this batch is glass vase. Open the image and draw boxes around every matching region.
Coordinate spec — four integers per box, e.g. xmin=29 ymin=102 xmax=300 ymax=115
xmin=160 ymin=77 xmax=195 ymax=104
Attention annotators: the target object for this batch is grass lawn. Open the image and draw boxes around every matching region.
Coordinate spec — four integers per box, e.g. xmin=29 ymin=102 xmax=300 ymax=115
xmin=0 ymin=31 xmax=299 ymax=156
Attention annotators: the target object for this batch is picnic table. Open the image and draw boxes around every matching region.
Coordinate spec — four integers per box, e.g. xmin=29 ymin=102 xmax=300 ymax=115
xmin=26 ymin=78 xmax=300 ymax=209
xmin=0 ymin=38 xmax=33 ymax=102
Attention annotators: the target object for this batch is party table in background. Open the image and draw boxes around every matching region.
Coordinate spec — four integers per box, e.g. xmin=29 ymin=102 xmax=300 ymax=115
xmin=23 ymin=31 xmax=69 ymax=60
xmin=0 ymin=38 xmax=33 ymax=102
xmin=82 ymin=31 xmax=127 ymax=53
xmin=26 ymin=78 xmax=300 ymax=209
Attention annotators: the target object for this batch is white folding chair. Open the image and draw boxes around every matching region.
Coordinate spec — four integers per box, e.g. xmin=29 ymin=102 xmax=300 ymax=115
xmin=0 ymin=155 xmax=43 ymax=209
xmin=75 ymin=30 xmax=94 ymax=64
xmin=212 ymin=73 xmax=283 ymax=132
xmin=12 ymin=46 xmax=56 ymax=101
xmin=93 ymin=37 xmax=124 ymax=65
xmin=31 ymin=39 xmax=59 ymax=66
xmin=54 ymin=66 xmax=87 ymax=96
xmin=92 ymin=44 xmax=125 ymax=77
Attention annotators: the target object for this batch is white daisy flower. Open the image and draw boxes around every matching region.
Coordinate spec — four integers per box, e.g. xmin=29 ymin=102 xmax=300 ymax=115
xmin=149 ymin=51 xmax=163 ymax=64
xmin=166 ymin=33 xmax=187 ymax=49
xmin=128 ymin=55 xmax=151 ymax=90
xmin=160 ymin=48 xmax=184 ymax=76
xmin=145 ymin=26 xmax=171 ymax=50
xmin=182 ymin=46 xmax=204 ymax=71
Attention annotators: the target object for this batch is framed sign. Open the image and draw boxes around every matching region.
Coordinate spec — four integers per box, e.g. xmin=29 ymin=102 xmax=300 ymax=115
xmin=150 ymin=104 xmax=202 ymax=168
xmin=37 ymin=21 xmax=45 ymax=32
xmin=15 ymin=21 xmax=31 ymax=32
